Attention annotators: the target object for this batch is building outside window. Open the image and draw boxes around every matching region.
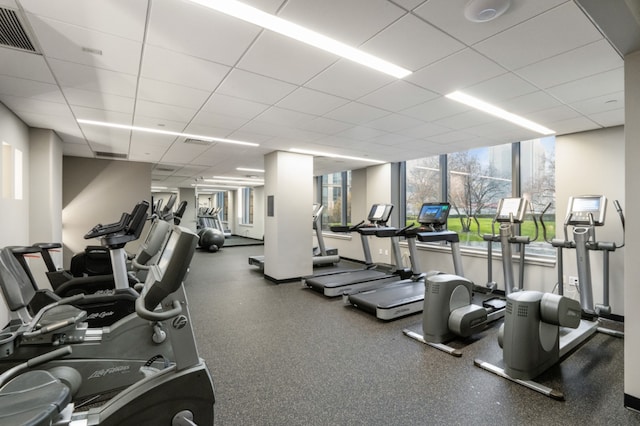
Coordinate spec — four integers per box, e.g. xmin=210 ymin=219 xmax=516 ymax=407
xmin=320 ymin=171 xmax=351 ymax=230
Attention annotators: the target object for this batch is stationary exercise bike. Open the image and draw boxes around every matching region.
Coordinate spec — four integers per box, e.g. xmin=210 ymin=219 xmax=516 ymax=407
xmin=0 ymin=224 xmax=215 ymax=425
xmin=404 ymin=197 xmax=537 ymax=356
xmin=474 ymin=195 xmax=625 ymax=400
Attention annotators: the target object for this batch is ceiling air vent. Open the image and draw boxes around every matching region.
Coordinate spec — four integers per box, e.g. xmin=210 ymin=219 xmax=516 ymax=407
xmin=184 ymin=138 xmax=211 ymax=146
xmin=0 ymin=8 xmax=38 ymax=53
xmin=155 ymin=166 xmax=176 ymax=172
xmin=95 ymin=151 xmax=128 ymax=159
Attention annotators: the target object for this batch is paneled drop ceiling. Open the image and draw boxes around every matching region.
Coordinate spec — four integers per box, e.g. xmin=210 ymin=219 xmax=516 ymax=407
xmin=0 ymin=0 xmax=631 ymax=189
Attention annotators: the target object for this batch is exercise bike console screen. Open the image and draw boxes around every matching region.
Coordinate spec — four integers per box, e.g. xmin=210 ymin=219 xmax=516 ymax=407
xmin=417 ymin=203 xmax=450 ymax=226
xmin=367 ymin=204 xmax=393 ymax=224
xmin=566 ymin=195 xmax=607 ymax=226
xmin=496 ymin=198 xmax=527 ymax=223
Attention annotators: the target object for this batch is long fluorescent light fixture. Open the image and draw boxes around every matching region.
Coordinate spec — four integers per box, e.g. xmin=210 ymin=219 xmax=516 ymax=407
xmin=445 ymin=91 xmax=556 ymax=135
xmin=77 ymin=119 xmax=259 ymax=147
xmin=290 ymin=148 xmax=385 ymax=164
xmin=205 ymin=178 xmax=263 ymax=185
xmin=237 ymin=167 xmax=264 ymax=173
xmin=188 ymin=0 xmax=411 ymax=79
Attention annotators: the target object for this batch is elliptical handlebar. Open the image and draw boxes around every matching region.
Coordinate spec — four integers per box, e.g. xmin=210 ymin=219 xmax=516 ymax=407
xmin=613 ymin=200 xmax=626 ymax=249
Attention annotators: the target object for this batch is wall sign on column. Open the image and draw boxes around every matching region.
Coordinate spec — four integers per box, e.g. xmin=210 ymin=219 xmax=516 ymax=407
xmin=267 ymin=195 xmax=274 ymax=217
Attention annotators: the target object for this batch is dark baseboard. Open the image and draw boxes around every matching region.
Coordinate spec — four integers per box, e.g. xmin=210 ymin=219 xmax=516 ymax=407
xmin=264 ymin=274 xmax=302 ymax=284
xmin=624 ymin=393 xmax=640 ymax=412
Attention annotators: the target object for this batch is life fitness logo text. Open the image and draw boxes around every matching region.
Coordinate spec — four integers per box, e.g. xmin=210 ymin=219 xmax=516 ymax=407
xmin=172 ymin=315 xmax=188 ymax=330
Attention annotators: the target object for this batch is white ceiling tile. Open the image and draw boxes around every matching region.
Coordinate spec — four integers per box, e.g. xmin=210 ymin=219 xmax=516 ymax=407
xmin=434 ymin=110 xmax=497 ymax=131
xmin=49 ymin=59 xmax=138 ymax=98
xmin=367 ymin=132 xmax=414 ymax=146
xmin=297 ymin=117 xmax=353 ymax=135
xmin=515 ymin=39 xmax=623 ymax=89
xmin=570 ymin=91 xmax=624 ymax=116
xmin=588 ymin=108 xmax=624 ymax=128
xmin=464 ymin=73 xmax=538 ymax=103
xmin=1 ymin=95 xmax=68 ymax=117
xmin=146 ymin=0 xmax=261 ymax=66
xmin=546 ymin=68 xmax=624 ymax=103
xmin=391 ymin=0 xmax=427 ymax=11
xmin=474 ymin=2 xmax=603 ymax=70
xmin=428 ymin=130 xmax=478 ymax=145
xmin=406 ymin=48 xmax=506 ymax=95
xmin=305 ymin=60 xmax=394 ymax=100
xmin=21 ymin=0 xmax=147 ymax=41
xmin=254 ymin=106 xmax=317 ymax=127
xmin=464 ymin=120 xmax=543 ymax=142
xmin=182 ymin=123 xmax=239 ymax=140
xmin=364 ymin=113 xmax=424 ymax=133
xmin=501 ymin=91 xmax=563 ymax=115
xmin=236 ymin=31 xmax=336 ymax=85
xmin=216 ymin=69 xmax=297 ymax=104
xmin=547 ymin=116 xmax=601 ymax=135
xmin=201 ymin=94 xmax=269 ymax=120
xmin=138 ymin=78 xmax=210 ymax=110
xmin=395 ymin=122 xmax=451 ymax=139
xmin=324 ymin=102 xmax=389 ymax=125
xmin=362 ymin=13 xmax=465 ymax=72
xmin=27 ymin=16 xmax=142 ymax=74
xmin=160 ymin=140 xmax=211 ymax=164
xmin=277 ymin=87 xmax=349 ymax=116
xmin=414 ymin=0 xmax=566 ymax=45
xmin=84 ymin=127 xmax=131 ymax=151
xmin=129 ymin=132 xmax=177 ymax=163
xmin=11 ymin=110 xmax=79 ymax=133
xmin=401 ymin=97 xmax=469 ymax=121
xmin=190 ymin=110 xmax=250 ymax=131
xmin=141 ymin=45 xmax=231 ymax=91
xmin=0 ymin=0 xmax=17 ymax=8
xmin=58 ymin=134 xmax=87 ymax=145
xmin=334 ymin=126 xmax=387 ymax=141
xmin=358 ymin=81 xmax=438 ymax=112
xmin=279 ymin=0 xmax=405 ymax=46
xmin=72 ymin=106 xmax=132 ymax=123
xmin=0 ymin=48 xmax=54 ymax=83
xmin=63 ymin=87 xmax=134 ymax=114
xmin=135 ymin=100 xmax=197 ymax=123
xmin=0 ymin=76 xmax=65 ymax=103
xmin=132 ymin=116 xmax=188 ymax=134
xmin=225 ymin=130 xmax=274 ymax=144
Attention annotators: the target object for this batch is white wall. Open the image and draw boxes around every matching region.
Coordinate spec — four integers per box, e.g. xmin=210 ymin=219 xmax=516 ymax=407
xmin=624 ymin=49 xmax=640 ymax=404
xmin=0 ymin=102 xmax=30 ymax=247
xmin=62 ymin=156 xmax=152 ymax=268
xmin=556 ymin=126 xmax=625 ymax=314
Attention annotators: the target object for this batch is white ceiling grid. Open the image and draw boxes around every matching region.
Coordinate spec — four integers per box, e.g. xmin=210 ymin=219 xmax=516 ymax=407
xmin=0 ymin=0 xmax=626 ymax=188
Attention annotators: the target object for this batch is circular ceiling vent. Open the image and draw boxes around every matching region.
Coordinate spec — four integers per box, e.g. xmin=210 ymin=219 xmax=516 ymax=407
xmin=464 ymin=0 xmax=511 ymax=22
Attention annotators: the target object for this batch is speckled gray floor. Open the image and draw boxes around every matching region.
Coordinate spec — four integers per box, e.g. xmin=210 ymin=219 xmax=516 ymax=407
xmin=184 ymin=246 xmax=638 ymax=425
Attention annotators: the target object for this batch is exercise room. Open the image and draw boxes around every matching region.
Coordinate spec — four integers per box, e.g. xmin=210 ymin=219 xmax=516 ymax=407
xmin=0 ymin=0 xmax=639 ymax=424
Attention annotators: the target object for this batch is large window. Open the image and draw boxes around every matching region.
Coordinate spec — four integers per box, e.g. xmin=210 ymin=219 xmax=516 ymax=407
xmin=320 ymin=171 xmax=351 ymax=230
xmin=405 ymin=137 xmax=556 ymax=256
xmin=241 ymin=187 xmax=253 ymax=225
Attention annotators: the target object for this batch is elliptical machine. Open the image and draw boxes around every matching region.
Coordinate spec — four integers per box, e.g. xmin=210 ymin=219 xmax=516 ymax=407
xmin=474 ymin=195 xmax=625 ymax=400
xmin=404 ymin=197 xmax=538 ymax=356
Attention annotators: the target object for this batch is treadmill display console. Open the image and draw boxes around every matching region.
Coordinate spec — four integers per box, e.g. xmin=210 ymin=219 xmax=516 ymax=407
xmin=417 ymin=203 xmax=450 ymax=226
xmin=496 ymin=198 xmax=527 ymax=223
xmin=367 ymin=204 xmax=394 ymax=224
xmin=566 ymin=195 xmax=607 ymax=226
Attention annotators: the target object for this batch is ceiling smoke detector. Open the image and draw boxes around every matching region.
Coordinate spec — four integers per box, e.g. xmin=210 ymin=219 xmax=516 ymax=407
xmin=464 ymin=0 xmax=511 ymax=23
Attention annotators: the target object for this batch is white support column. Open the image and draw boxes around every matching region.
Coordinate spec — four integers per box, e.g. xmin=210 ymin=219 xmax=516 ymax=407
xmin=264 ymin=151 xmax=313 ymax=282
xmin=624 ymin=49 xmax=640 ymax=409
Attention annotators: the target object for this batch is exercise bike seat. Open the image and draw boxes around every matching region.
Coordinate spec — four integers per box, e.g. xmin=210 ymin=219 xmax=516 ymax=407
xmin=0 ymin=370 xmax=70 ymax=426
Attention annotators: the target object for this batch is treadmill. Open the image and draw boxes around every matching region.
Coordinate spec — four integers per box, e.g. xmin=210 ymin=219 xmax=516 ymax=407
xmin=303 ymin=204 xmax=411 ymax=297
xmin=345 ymin=202 xmax=464 ymax=320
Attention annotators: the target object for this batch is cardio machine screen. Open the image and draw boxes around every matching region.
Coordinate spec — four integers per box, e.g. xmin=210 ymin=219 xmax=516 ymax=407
xmin=368 ymin=204 xmax=393 ymax=223
xmin=496 ymin=198 xmax=527 ymax=223
xmin=567 ymin=195 xmax=607 ymax=225
xmin=157 ymin=229 xmax=179 ymax=275
xmin=417 ymin=203 xmax=450 ymax=225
